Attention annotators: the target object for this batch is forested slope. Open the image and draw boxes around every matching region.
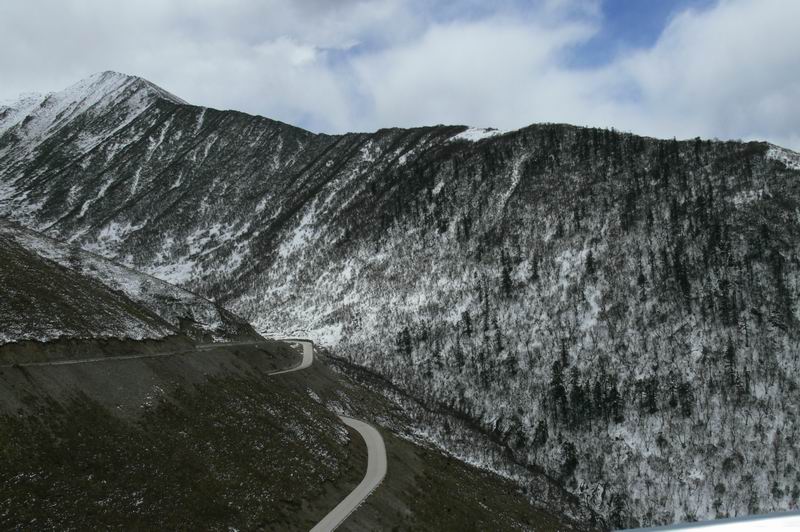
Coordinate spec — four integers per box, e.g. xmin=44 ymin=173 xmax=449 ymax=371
xmin=237 ymin=126 xmax=800 ymax=526
xmin=2 ymin=72 xmax=799 ymax=526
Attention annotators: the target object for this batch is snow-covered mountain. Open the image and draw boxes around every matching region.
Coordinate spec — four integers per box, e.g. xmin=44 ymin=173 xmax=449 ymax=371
xmin=0 ymin=218 xmax=255 ymax=345
xmin=2 ymin=72 xmax=799 ymax=527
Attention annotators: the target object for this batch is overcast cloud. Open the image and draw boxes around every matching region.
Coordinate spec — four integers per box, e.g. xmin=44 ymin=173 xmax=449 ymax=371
xmin=1 ymin=0 xmax=798 ymax=149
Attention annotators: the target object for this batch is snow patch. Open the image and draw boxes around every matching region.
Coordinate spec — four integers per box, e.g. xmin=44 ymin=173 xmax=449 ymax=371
xmin=278 ymin=205 xmax=317 ymax=258
xmin=0 ymin=221 xmax=237 ymax=343
xmin=766 ymin=145 xmax=800 ymax=171
xmin=147 ymin=261 xmax=197 ymax=285
xmin=450 ymin=127 xmax=506 ymax=142
xmin=0 ymin=92 xmax=45 ymax=135
xmin=732 ymin=188 xmax=765 ymax=206
xmin=83 ymin=221 xmax=145 ymax=257
xmin=78 ymin=176 xmax=114 ymax=218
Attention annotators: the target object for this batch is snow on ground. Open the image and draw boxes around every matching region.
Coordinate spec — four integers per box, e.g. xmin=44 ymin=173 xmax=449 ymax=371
xmin=731 ymin=189 xmax=765 ymax=206
xmin=146 ymin=261 xmax=198 ymax=286
xmin=766 ymin=144 xmax=800 ymax=171
xmin=78 ymin=177 xmax=114 ymax=218
xmin=13 ymin=73 xmax=136 ymax=143
xmin=0 ymin=317 xmax=169 ymax=346
xmin=143 ymin=222 xmax=253 ymax=285
xmin=3 ymin=222 xmax=231 ymax=337
xmin=1 ymin=71 xmax=184 ymax=159
xmin=0 ymin=92 xmax=45 ymax=135
xmin=278 ymin=203 xmax=318 ymax=258
xmin=307 ymin=323 xmax=344 ymax=346
xmin=0 ymin=178 xmax=16 ymax=205
xmin=450 ymin=127 xmax=506 ymax=142
xmin=82 ymin=220 xmax=146 ymax=258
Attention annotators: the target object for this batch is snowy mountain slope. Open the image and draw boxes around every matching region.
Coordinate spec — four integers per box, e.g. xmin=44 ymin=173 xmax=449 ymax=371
xmin=0 ymin=222 xmax=172 ymax=345
xmin=234 ymin=127 xmax=800 ymax=527
xmin=0 ymin=219 xmax=254 ymax=345
xmin=1 ymin=71 xmax=183 ymax=159
xmin=0 ymin=93 xmax=45 ymax=136
xmin=2 ymin=72 xmax=800 ymax=527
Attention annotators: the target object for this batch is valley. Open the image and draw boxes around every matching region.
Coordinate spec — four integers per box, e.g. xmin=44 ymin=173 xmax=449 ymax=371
xmin=1 ymin=71 xmax=799 ymax=528
xmin=0 ymin=333 xmax=582 ymax=530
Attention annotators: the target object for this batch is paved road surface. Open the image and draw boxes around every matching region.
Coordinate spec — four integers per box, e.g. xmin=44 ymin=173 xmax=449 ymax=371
xmin=0 ymin=339 xmax=271 ymax=368
xmin=310 ymin=416 xmax=388 ymax=532
xmin=268 ymin=339 xmax=313 ymax=375
xmin=2 ymin=336 xmax=387 ymax=530
xmin=278 ymin=340 xmax=387 ymax=531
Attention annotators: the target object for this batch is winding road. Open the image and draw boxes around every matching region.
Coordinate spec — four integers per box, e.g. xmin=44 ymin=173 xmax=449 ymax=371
xmin=267 ymin=338 xmax=314 ymax=375
xmin=3 ymin=337 xmax=387 ymax=531
xmin=274 ymin=340 xmax=388 ymax=531
xmin=311 ymin=416 xmax=388 ymax=532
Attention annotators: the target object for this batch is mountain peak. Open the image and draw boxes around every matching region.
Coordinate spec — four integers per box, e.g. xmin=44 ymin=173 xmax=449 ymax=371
xmin=62 ymin=70 xmax=187 ymax=107
xmin=0 ymin=71 xmax=187 ymax=148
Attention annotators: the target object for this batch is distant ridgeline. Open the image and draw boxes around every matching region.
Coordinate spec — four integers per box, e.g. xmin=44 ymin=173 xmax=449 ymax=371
xmin=0 ymin=218 xmax=254 ymax=346
xmin=2 ymin=71 xmax=799 ymax=527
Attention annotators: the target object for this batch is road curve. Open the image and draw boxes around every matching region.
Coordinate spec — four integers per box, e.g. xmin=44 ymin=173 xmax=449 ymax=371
xmin=3 ymin=336 xmax=387 ymax=530
xmin=276 ymin=340 xmax=387 ymax=531
xmin=311 ymin=416 xmax=388 ymax=532
xmin=268 ymin=339 xmax=313 ymax=375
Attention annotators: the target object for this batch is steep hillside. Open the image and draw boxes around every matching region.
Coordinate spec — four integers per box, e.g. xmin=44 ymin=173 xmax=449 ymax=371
xmin=264 ymin=130 xmax=800 ymax=527
xmin=0 ymin=72 xmax=463 ymax=290
xmin=0 ymin=339 xmax=356 ymax=530
xmin=0 ymin=336 xmax=589 ymax=531
xmin=251 ymin=129 xmax=800 ymax=527
xmin=0 ymin=219 xmax=254 ymax=346
xmin=2 ymin=72 xmax=799 ymax=527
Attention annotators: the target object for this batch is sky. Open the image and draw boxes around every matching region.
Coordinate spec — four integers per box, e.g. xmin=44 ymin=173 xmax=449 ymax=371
xmin=1 ymin=0 xmax=798 ymax=149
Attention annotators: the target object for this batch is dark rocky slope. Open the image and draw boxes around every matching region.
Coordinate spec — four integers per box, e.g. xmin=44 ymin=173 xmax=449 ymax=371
xmin=0 ymin=219 xmax=255 ymax=346
xmin=2 ymin=72 xmax=799 ymax=527
xmin=0 ymin=338 xmax=587 ymax=531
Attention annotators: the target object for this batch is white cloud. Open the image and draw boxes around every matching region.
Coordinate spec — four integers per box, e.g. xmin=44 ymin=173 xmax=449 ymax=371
xmin=614 ymin=0 xmax=800 ymax=148
xmin=0 ymin=0 xmax=409 ymax=131
xmin=1 ymin=0 xmax=798 ymax=149
xmin=347 ymin=0 xmax=800 ymax=150
xmin=350 ymin=16 xmax=598 ymax=130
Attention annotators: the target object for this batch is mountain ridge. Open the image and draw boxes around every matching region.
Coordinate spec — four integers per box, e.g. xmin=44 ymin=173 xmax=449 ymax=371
xmin=0 ymin=217 xmax=256 ymax=346
xmin=2 ymin=72 xmax=799 ymax=528
xmin=8 ymin=71 xmax=800 ymax=154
